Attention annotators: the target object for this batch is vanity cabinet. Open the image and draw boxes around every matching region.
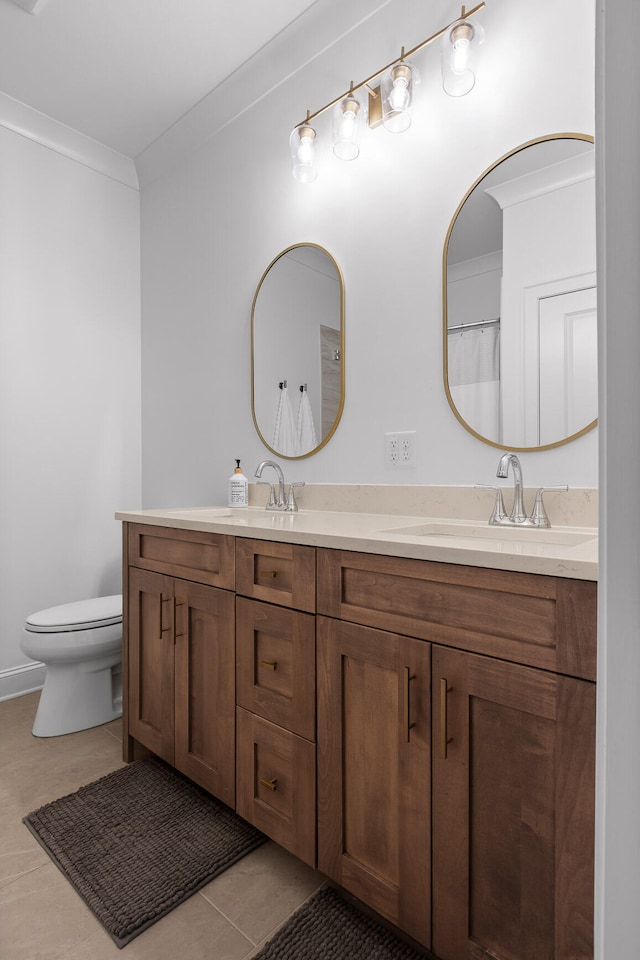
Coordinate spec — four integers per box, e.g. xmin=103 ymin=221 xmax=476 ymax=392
xmin=122 ymin=520 xmax=597 ymax=960
xmin=317 ymin=548 xmax=596 ymax=959
xmin=124 ymin=524 xmax=236 ymax=806
xmin=234 ymin=540 xmax=317 ymax=866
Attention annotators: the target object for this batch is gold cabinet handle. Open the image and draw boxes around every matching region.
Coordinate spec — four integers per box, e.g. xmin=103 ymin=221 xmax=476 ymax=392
xmin=172 ymin=599 xmax=185 ymax=642
xmin=440 ymin=677 xmax=453 ymax=759
xmin=259 ymin=777 xmax=278 ymax=792
xmin=403 ymin=666 xmax=416 ymax=743
xmin=159 ymin=595 xmax=171 ymax=640
xmin=259 ymin=570 xmax=278 ymax=579
xmin=259 ymin=660 xmax=278 ymax=671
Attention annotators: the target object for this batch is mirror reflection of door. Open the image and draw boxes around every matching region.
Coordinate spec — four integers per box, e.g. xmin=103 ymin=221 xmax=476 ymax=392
xmin=444 ymin=135 xmax=597 ymax=451
xmin=538 ymin=285 xmax=597 ymax=446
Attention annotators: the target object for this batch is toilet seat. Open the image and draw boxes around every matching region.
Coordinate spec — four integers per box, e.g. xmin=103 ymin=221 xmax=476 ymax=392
xmin=25 ymin=595 xmax=122 ymax=633
xmin=21 ymin=594 xmax=123 ymax=736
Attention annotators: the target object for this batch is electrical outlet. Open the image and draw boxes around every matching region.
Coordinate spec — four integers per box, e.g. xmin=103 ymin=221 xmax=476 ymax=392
xmin=384 ymin=433 xmax=400 ymax=465
xmin=385 ymin=431 xmax=416 ymax=468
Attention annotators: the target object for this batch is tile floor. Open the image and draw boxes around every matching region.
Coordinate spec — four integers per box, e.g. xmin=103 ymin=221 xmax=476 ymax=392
xmin=0 ymin=693 xmax=326 ymax=960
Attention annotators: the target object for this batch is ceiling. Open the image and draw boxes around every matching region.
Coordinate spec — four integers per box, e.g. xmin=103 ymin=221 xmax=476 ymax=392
xmin=0 ymin=0 xmax=320 ymax=158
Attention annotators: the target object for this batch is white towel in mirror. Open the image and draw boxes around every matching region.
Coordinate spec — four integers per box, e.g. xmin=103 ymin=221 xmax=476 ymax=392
xmin=273 ymin=384 xmax=297 ymax=456
xmin=297 ymin=387 xmax=317 ymax=454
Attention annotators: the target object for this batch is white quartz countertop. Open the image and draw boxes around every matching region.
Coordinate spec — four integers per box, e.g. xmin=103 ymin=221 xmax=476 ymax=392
xmin=115 ymin=506 xmax=598 ymax=581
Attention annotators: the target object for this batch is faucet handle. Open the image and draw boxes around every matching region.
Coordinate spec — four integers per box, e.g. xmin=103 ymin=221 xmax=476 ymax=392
xmin=475 ymin=484 xmax=508 ymax=525
xmin=529 ymin=485 xmax=569 ymax=528
xmin=285 ymin=482 xmax=305 ymax=512
xmin=257 ymin=480 xmax=277 ymax=509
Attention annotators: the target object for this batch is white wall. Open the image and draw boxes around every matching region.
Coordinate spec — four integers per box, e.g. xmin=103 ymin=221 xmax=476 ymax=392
xmin=0 ymin=118 xmax=141 ymax=698
xmin=139 ymin=0 xmax=596 ymax=510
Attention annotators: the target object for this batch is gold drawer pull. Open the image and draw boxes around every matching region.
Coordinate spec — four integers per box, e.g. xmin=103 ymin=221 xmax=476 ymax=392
xmin=259 ymin=660 xmax=278 ymax=671
xmin=403 ymin=666 xmax=416 ymax=742
xmin=440 ymin=678 xmax=453 ymax=759
xmin=260 ymin=570 xmax=278 ymax=579
xmin=259 ymin=777 xmax=278 ymax=792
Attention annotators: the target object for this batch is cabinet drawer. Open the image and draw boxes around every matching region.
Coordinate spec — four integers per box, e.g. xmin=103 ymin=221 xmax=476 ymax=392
xmin=127 ymin=523 xmax=235 ymax=590
xmin=235 ymin=539 xmax=316 ymax=612
xmin=236 ymin=598 xmax=315 ymax=741
xmin=236 ymin=707 xmax=316 ymax=867
xmin=318 ymin=549 xmax=597 ymax=680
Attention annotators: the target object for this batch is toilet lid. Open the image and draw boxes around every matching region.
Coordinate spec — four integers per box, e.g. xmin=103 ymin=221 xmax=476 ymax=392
xmin=25 ymin=595 xmax=122 ymax=633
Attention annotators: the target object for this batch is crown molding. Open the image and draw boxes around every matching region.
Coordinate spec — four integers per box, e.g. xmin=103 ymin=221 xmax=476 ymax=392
xmin=0 ymin=91 xmax=138 ymax=189
xmin=11 ymin=0 xmax=50 ymax=13
xmin=134 ymin=0 xmax=394 ymax=189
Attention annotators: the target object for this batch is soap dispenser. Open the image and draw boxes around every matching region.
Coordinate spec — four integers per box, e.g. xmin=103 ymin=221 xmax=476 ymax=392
xmin=228 ymin=459 xmax=249 ymax=507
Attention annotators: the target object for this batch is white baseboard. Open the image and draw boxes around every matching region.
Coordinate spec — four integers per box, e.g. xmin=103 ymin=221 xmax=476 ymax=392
xmin=0 ymin=662 xmax=45 ymax=701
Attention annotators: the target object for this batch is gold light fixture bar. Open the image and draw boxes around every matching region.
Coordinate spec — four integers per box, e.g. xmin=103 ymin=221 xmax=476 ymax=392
xmin=295 ymin=2 xmax=485 ymax=129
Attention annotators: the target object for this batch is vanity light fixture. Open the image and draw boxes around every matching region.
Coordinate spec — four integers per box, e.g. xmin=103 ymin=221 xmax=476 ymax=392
xmin=290 ymin=2 xmax=485 ymax=180
xmin=441 ymin=16 xmax=485 ymax=96
xmin=381 ymin=58 xmax=417 ymax=133
xmin=290 ymin=115 xmax=318 ymax=182
xmin=332 ymin=86 xmax=362 ymax=160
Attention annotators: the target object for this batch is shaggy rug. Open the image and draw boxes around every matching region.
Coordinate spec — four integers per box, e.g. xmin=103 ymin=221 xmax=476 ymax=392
xmin=253 ymin=886 xmax=431 ymax=960
xmin=23 ymin=756 xmax=265 ymax=948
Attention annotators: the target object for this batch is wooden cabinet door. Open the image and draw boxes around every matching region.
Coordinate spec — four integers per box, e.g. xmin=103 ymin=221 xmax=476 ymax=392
xmin=317 ymin=617 xmax=431 ymax=947
xmin=174 ymin=580 xmax=236 ymax=806
xmin=128 ymin=567 xmax=176 ymax=764
xmin=432 ymin=645 xmax=595 ymax=960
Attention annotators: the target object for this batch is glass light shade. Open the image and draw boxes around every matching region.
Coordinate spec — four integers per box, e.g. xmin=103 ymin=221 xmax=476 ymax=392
xmin=289 ymin=123 xmax=318 ymax=182
xmin=381 ymin=61 xmax=416 ymax=133
xmin=332 ymin=94 xmax=361 ymax=161
xmin=441 ymin=18 xmax=484 ymax=97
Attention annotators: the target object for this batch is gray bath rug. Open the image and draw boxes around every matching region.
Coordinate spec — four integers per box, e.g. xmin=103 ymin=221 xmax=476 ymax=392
xmin=23 ymin=756 xmax=265 ymax=948
xmin=253 ymin=886 xmax=432 ymax=960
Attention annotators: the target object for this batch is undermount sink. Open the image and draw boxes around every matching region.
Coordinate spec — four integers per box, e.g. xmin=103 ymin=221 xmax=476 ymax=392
xmin=381 ymin=521 xmax=595 ymax=547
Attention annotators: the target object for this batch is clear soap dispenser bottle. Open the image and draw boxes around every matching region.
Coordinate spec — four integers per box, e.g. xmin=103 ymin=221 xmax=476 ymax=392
xmin=228 ymin=459 xmax=249 ymax=508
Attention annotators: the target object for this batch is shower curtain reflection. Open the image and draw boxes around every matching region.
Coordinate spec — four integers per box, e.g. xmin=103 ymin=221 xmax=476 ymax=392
xmin=448 ymin=321 xmax=500 ymax=441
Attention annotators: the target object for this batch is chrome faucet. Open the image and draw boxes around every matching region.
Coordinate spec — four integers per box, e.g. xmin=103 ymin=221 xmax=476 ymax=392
xmin=255 ymin=459 xmax=286 ymax=508
xmin=496 ymin=453 xmax=527 ymax=523
xmin=254 ymin=459 xmax=305 ymax=512
xmin=480 ymin=452 xmax=568 ymax=527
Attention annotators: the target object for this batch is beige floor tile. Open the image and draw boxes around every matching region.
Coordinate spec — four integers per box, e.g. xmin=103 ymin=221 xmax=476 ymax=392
xmin=0 ymin=859 xmax=111 ymax=960
xmin=0 ymin=693 xmax=326 ymax=959
xmin=0 ymin=694 xmax=47 ymax=765
xmin=201 ymin=841 xmax=325 ymax=944
xmin=0 ymin=816 xmax=50 ymax=890
xmin=62 ymin=893 xmax=256 ymax=960
xmin=9 ymin=729 xmax=125 ymax=813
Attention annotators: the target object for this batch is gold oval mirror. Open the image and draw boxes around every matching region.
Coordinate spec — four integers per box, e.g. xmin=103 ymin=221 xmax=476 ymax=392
xmin=251 ymin=243 xmax=344 ymax=459
xmin=443 ymin=133 xmax=597 ymax=451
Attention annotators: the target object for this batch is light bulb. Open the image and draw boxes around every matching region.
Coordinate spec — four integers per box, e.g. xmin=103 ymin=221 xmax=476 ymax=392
xmin=297 ymin=136 xmax=314 ymax=163
xmin=441 ymin=19 xmax=484 ymax=97
xmin=289 ymin=123 xmax=318 ymax=182
xmin=451 ymin=35 xmax=470 ymax=74
xmin=339 ymin=110 xmax=356 ymax=139
xmin=333 ymin=94 xmax=361 ymax=161
xmin=389 ymin=76 xmax=410 ymax=112
xmin=381 ymin=62 xmax=415 ymax=134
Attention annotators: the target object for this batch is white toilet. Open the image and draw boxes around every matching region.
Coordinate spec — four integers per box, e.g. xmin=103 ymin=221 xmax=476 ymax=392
xmin=20 ymin=595 xmax=123 ymax=737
